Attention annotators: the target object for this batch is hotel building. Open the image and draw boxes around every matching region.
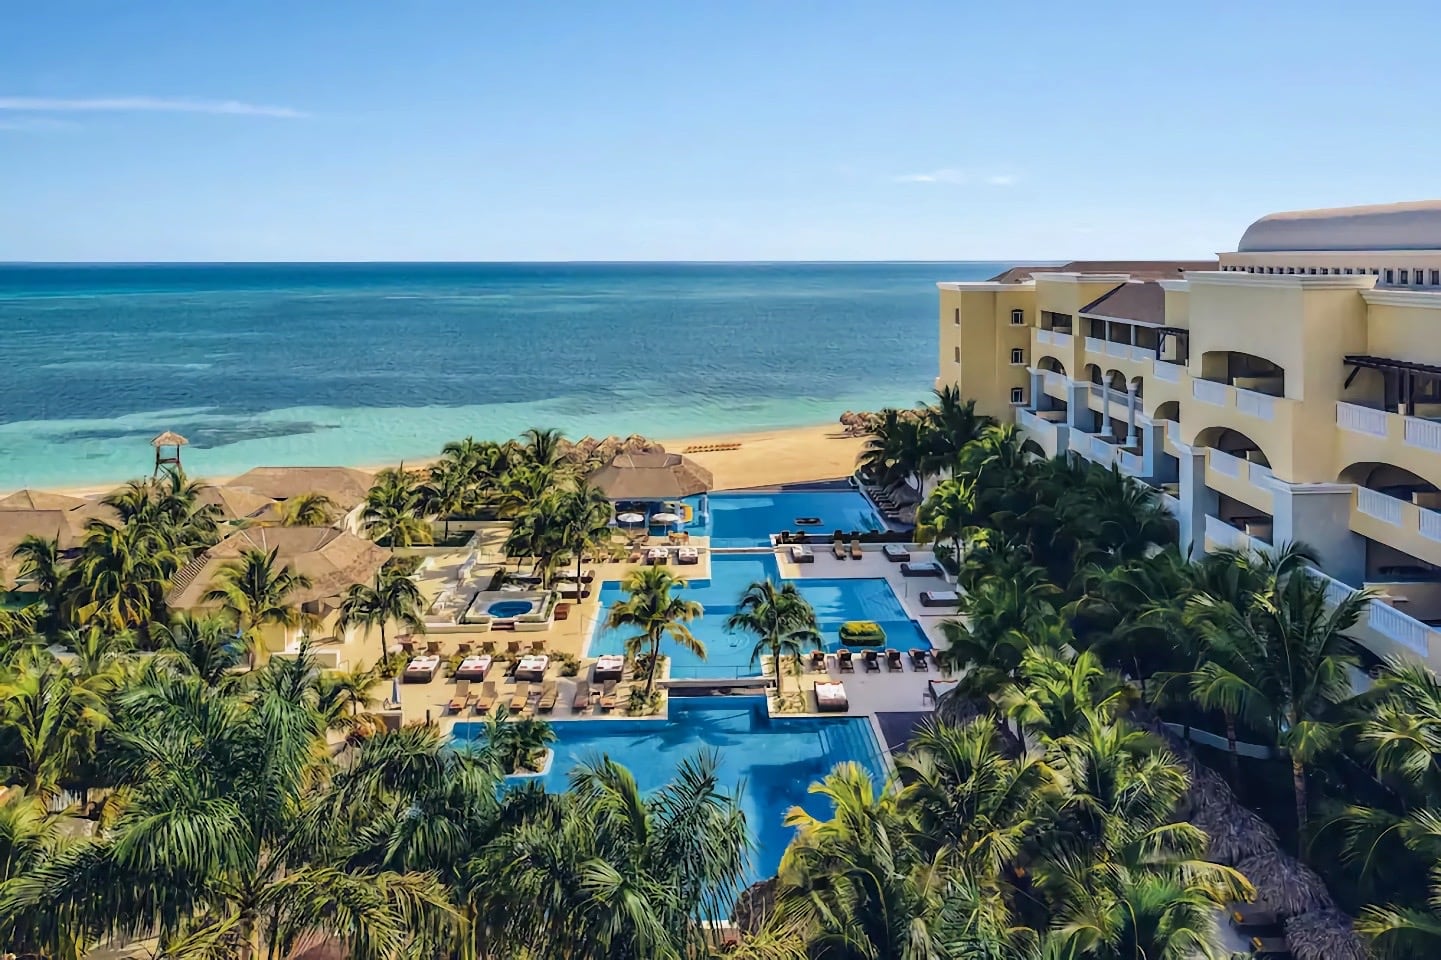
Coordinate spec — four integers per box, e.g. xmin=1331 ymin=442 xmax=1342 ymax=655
xmin=937 ymin=200 xmax=1441 ymax=670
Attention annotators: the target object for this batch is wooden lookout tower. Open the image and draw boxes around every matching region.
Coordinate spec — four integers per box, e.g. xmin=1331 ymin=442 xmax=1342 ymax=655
xmin=151 ymin=431 xmax=188 ymax=476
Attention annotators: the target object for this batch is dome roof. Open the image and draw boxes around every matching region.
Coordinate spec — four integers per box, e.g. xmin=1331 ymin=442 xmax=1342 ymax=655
xmin=1238 ymin=200 xmax=1441 ymax=253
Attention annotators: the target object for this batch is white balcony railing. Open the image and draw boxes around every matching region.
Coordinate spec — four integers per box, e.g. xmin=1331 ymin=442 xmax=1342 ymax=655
xmin=1105 ymin=340 xmax=1128 ymax=358
xmin=1128 ymin=344 xmax=1153 ymax=363
xmin=1358 ymin=488 xmax=1405 ymax=526
xmin=1248 ymin=461 xmax=1274 ymax=486
xmin=1421 ymin=508 xmax=1441 ymax=542
xmin=1091 ymin=436 xmax=1115 ymax=465
xmin=1192 ymin=379 xmax=1230 ymax=406
xmin=1206 ymin=515 xmax=1248 ymax=551
xmin=1090 ymin=383 xmax=1106 ymax=398
xmin=1043 ymin=370 xmax=1065 ymax=393
xmin=1085 ymin=337 xmax=1105 ymax=355
xmin=1118 ymin=450 xmax=1143 ymax=475
xmin=1404 ymin=416 xmax=1441 ymax=452
xmin=1159 ymin=492 xmax=1180 ymax=516
xmin=1052 ymin=331 xmax=1073 ymax=348
xmin=1069 ymin=430 xmax=1090 ymax=456
xmin=1154 ymin=361 xmax=1183 ymax=383
xmin=1036 ymin=330 xmax=1054 ymax=346
xmin=1209 ymin=449 xmax=1243 ymax=478
xmin=1167 ymin=420 xmax=1182 ymax=447
xmin=1337 ymin=402 xmax=1389 ymax=437
xmin=1368 ymin=602 xmax=1433 ymax=658
xmin=1017 ymin=408 xmax=1056 ymax=441
xmin=1235 ymin=388 xmax=1277 ymax=422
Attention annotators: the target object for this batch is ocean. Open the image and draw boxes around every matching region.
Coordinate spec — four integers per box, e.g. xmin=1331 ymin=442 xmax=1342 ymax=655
xmin=0 ymin=261 xmax=1005 ymax=489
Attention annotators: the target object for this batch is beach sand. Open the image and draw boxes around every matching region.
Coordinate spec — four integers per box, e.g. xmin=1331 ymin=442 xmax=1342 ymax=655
xmin=21 ymin=422 xmax=867 ymax=499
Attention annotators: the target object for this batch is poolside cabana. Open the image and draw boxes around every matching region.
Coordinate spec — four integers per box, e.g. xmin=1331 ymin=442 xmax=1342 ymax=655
xmin=590 ymin=452 xmax=714 ymax=524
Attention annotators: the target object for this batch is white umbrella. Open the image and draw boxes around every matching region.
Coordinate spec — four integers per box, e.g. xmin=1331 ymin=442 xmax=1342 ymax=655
xmin=651 ymin=512 xmax=681 ymax=524
xmin=616 ymin=512 xmax=645 ymax=525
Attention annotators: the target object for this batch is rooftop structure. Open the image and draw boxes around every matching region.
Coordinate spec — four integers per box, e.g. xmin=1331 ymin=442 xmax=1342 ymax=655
xmin=590 ymin=452 xmax=714 ymax=500
xmin=939 ymin=199 xmax=1441 ymax=672
xmin=224 ymin=466 xmax=375 ymax=512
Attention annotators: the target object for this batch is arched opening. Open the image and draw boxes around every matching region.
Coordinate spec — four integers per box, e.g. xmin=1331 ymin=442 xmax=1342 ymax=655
xmin=1083 ymin=363 xmax=1103 ymax=386
xmin=1153 ymin=399 xmax=1180 ymax=423
xmin=1199 ymin=349 xmax=1285 ymax=398
xmin=1033 ymin=356 xmax=1069 ymax=419
xmin=1340 ymin=461 xmax=1441 ymax=594
xmin=1037 ymin=356 xmax=1066 ymax=376
xmin=1194 ymin=426 xmax=1274 ymax=549
xmin=1129 ymin=375 xmax=1144 ymax=402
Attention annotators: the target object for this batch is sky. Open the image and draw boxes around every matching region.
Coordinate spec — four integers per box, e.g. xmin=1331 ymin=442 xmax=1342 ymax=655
xmin=3 ymin=1 xmax=1440 ymax=262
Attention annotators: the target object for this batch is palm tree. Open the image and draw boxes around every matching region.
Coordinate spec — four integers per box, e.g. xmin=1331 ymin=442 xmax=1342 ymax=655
xmin=200 ymin=546 xmax=314 ymax=668
xmin=917 ymin=474 xmax=979 ymax=570
xmin=68 ymin=517 xmax=180 ymax=635
xmin=421 ymin=459 xmax=471 ymax=541
xmin=315 ymin=665 xmax=384 ymax=734
xmin=920 ymin=385 xmax=992 ymax=479
xmin=278 ymin=491 xmax=336 ymax=526
xmin=520 ymin=426 xmax=567 ymax=470
xmin=337 ymin=567 xmax=427 ymax=669
xmin=155 ymin=612 xmax=248 ymax=686
xmin=6 ymin=654 xmax=454 ymax=959
xmin=11 ymin=534 xmax=68 ymax=630
xmin=605 ymin=566 xmax=704 ymax=695
xmin=1186 ymin=542 xmax=1371 ymax=843
xmin=552 ymin=481 xmax=614 ymax=585
xmin=0 ymin=648 xmax=108 ymax=800
xmin=362 ymin=465 xmax=433 ymax=547
xmin=724 ymin=579 xmax=821 ymax=699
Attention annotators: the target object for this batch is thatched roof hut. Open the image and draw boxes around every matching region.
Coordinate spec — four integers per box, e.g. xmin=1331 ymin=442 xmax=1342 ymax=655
xmin=1236 ymin=851 xmax=1336 ymax=919
xmin=225 ymin=466 xmax=375 ymax=512
xmin=1285 ymin=909 xmax=1369 ymax=960
xmin=590 ymin=452 xmax=713 ymax=501
xmin=731 ymin=877 xmax=777 ymax=935
xmin=0 ymin=488 xmax=92 ymax=512
xmin=1193 ymin=796 xmax=1281 ymax=866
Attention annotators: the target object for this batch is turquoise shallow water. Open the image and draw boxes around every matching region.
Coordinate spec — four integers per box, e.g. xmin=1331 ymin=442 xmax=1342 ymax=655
xmin=0 ymin=261 xmax=1005 ymax=488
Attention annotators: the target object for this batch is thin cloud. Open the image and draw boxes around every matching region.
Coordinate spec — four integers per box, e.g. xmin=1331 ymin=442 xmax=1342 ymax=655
xmin=987 ymin=174 xmax=1019 ymax=186
xmin=0 ymin=116 xmax=77 ymax=132
xmin=893 ymin=168 xmax=968 ymax=184
xmin=0 ymin=96 xmax=307 ymax=118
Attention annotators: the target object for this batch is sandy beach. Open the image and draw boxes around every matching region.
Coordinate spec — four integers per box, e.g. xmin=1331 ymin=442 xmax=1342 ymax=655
xmin=17 ymin=422 xmax=868 ymax=500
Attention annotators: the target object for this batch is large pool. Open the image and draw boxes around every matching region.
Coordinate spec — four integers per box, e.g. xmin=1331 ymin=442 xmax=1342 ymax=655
xmin=683 ymin=489 xmax=884 ymax=548
xmin=453 ymin=697 xmax=888 ymax=882
xmin=589 ymin=554 xmax=931 ymax=678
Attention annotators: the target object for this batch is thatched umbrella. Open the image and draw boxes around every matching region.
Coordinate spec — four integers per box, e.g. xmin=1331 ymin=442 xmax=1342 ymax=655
xmin=1193 ymin=797 xmax=1281 ymax=867
xmin=1236 ymin=851 xmax=1335 ymax=919
xmin=731 ymin=877 xmax=777 ymax=934
xmin=590 ymin=452 xmax=713 ymax=501
xmin=1285 ymin=910 xmax=1370 ymax=960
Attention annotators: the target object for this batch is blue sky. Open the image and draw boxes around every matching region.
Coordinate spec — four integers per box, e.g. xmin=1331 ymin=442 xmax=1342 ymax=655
xmin=3 ymin=1 xmax=1439 ymax=261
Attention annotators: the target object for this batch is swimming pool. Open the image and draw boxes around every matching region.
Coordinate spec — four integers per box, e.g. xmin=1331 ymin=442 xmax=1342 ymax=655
xmin=588 ymin=554 xmax=931 ymax=677
xmin=453 ymin=697 xmax=888 ymax=882
xmin=485 ymin=599 xmax=536 ymax=618
xmin=683 ymin=489 xmax=884 ymax=548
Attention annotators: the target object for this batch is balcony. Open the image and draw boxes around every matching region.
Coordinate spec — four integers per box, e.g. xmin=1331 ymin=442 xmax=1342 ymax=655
xmin=1307 ymin=565 xmax=1436 ymax=662
xmin=1154 ymin=360 xmax=1183 ymax=383
xmin=1205 ymin=515 xmax=1261 ymax=552
xmin=1105 ymin=340 xmax=1129 ymax=359
xmin=1042 ymin=370 xmax=1068 ymax=397
xmin=1036 ymin=329 xmax=1073 ymax=349
xmin=1405 ymin=418 xmax=1441 ymax=453
xmin=1349 ymin=487 xmax=1441 ymax=567
xmin=1159 ymin=492 xmax=1180 ymax=516
xmin=1336 ymin=402 xmax=1388 ymax=438
xmin=1167 ymin=419 xmax=1182 ymax=448
xmin=1085 ymin=336 xmax=1105 ymax=355
xmin=1205 ymin=449 xmax=1274 ymax=513
xmin=1335 ymin=402 xmax=1441 ymax=491
xmin=1017 ymin=408 xmax=1063 ymax=456
xmin=1117 ymin=450 xmax=1144 ymax=476
xmin=1192 ymin=379 xmax=1230 ymax=407
xmin=1234 ymin=388 xmax=1276 ymax=422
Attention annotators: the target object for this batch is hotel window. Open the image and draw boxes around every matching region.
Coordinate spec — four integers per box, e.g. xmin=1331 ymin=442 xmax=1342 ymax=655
xmin=1009 ymin=387 xmax=1025 ymax=405
xmin=1386 ymin=269 xmax=1396 ymax=284
xmin=1010 ymin=348 xmax=1025 ymax=365
xmin=953 ymin=346 xmax=960 ymax=363
xmin=1344 ymin=268 xmax=1353 ymax=275
xmin=953 ymin=308 xmax=960 ymax=325
xmin=1287 ymin=266 xmax=1296 ymax=274
xmin=1401 ymin=269 xmax=1410 ymax=285
xmin=1432 ymin=270 xmax=1440 ymax=285
xmin=1372 ymin=268 xmax=1380 ymax=276
xmin=1309 ymin=267 xmax=1317 ymax=275
xmin=1010 ymin=308 xmax=1025 ymax=325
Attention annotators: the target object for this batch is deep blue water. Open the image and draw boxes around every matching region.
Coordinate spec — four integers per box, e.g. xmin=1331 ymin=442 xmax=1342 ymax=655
xmin=454 ymin=696 xmax=888 ymax=883
xmin=588 ymin=553 xmax=930 ymax=677
xmin=686 ymin=490 xmax=884 ymax=547
xmin=0 ymin=261 xmax=1005 ymax=488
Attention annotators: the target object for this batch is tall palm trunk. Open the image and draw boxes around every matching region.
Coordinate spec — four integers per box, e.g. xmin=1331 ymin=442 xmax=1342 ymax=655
xmin=379 ymin=620 xmax=388 ymax=673
xmin=1292 ymin=756 xmax=1308 ymax=850
xmin=646 ymin=631 xmax=661 ymax=695
xmin=1224 ymin=710 xmax=1241 ymax=785
xmin=772 ymin=639 xmax=784 ymax=698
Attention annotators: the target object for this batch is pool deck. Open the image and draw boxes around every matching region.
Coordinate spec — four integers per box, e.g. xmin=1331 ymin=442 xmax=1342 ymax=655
xmin=389 ymin=539 xmax=959 ymax=740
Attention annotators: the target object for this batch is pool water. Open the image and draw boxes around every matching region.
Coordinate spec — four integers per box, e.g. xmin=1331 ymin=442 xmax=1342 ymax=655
xmin=588 ymin=554 xmax=931 ymax=677
xmin=486 ymin=600 xmax=535 ymax=618
xmin=453 ymin=697 xmax=888 ymax=883
xmin=683 ymin=489 xmax=884 ymax=548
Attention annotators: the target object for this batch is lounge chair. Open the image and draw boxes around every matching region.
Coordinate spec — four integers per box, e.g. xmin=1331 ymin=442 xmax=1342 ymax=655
xmin=837 ymin=648 xmax=854 ymax=673
xmin=1249 ymin=936 xmax=1290 ymax=957
xmin=900 ymin=561 xmax=943 ymax=578
xmin=474 ymin=681 xmax=498 ymax=714
xmin=446 ymin=679 xmax=473 ymax=714
xmin=808 ymin=649 xmax=826 ymax=672
xmin=862 ymin=650 xmax=881 ymax=673
xmin=832 ymin=539 xmax=846 ymax=560
xmin=537 ymin=680 xmax=558 ymax=713
xmin=509 ymin=682 xmax=531 ymax=711
xmin=789 ymin=543 xmax=815 ymax=564
xmin=908 ymin=648 xmax=929 ymax=671
xmin=677 ymin=546 xmax=699 ymax=564
xmin=646 ymin=547 xmax=669 ymax=565
xmin=885 ymin=648 xmax=903 ymax=672
xmin=571 ymin=679 xmax=591 ymax=711
xmin=919 ymin=590 xmax=963 ymax=608
xmin=555 ymin=602 xmax=571 ymax=621
xmin=849 ymin=537 xmax=862 ymax=559
xmin=814 ymin=681 xmax=849 ymax=713
xmin=599 ymin=680 xmax=619 ymax=711
xmin=883 ymin=543 xmax=911 ymax=562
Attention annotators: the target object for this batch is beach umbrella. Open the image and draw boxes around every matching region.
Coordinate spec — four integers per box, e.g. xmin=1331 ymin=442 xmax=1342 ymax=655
xmin=651 ymin=511 xmax=681 ymax=523
xmin=616 ymin=512 xmax=644 ymax=525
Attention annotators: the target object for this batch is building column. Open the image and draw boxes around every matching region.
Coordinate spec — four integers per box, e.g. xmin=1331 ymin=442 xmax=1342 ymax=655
xmin=1126 ymin=386 xmax=1138 ymax=444
xmin=1270 ymin=483 xmax=1366 ymax=587
xmin=1029 ymin=369 xmax=1044 ymax=411
xmin=1139 ymin=419 xmax=1163 ymax=479
xmin=1178 ymin=447 xmax=1218 ymax=561
xmin=1065 ymin=379 xmax=1090 ymax=431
